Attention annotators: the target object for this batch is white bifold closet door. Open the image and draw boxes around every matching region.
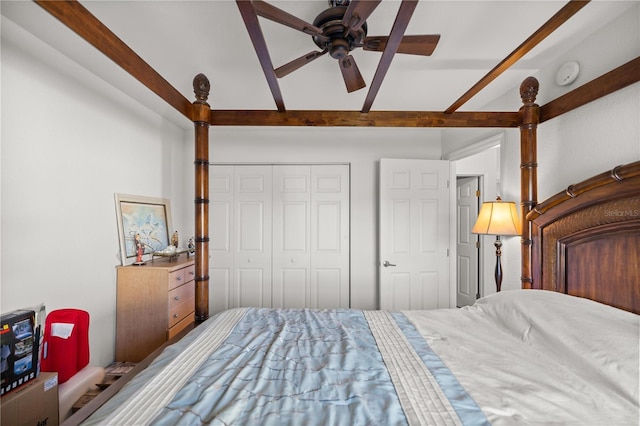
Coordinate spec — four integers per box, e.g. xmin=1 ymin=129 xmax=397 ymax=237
xmin=210 ymin=164 xmax=350 ymax=314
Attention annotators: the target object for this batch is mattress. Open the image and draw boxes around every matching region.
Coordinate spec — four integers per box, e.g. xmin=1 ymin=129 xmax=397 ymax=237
xmin=82 ymin=290 xmax=639 ymax=425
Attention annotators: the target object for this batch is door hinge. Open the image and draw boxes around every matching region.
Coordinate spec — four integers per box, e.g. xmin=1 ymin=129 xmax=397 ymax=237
xmin=475 ymin=241 xmax=480 ymax=248
xmin=447 ymin=180 xmax=450 ymax=189
xmin=475 ymin=189 xmax=480 ymax=197
xmin=446 ymin=248 xmax=450 ymax=257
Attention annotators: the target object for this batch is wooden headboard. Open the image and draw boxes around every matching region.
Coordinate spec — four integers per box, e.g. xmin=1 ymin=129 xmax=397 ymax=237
xmin=527 ymin=161 xmax=640 ymax=314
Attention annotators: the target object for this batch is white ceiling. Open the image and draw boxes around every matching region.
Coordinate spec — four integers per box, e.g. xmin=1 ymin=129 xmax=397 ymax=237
xmin=2 ymin=1 xmax=637 ymax=130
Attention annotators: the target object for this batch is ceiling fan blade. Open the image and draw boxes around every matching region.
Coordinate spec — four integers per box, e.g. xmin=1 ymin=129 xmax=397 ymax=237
xmin=363 ymin=34 xmax=441 ymax=56
xmin=252 ymin=0 xmax=323 ymax=37
xmin=342 ymin=0 xmax=382 ymax=34
xmin=339 ymin=55 xmax=366 ymax=93
xmin=275 ymin=50 xmax=328 ymax=78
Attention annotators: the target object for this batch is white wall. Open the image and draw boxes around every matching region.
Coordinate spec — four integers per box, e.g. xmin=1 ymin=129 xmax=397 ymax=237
xmin=1 ymin=18 xmax=192 ymax=367
xmin=209 ymin=127 xmax=442 ymax=309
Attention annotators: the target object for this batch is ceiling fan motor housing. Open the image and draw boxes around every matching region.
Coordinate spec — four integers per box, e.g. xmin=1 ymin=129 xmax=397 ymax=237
xmin=312 ymin=6 xmax=367 ymax=59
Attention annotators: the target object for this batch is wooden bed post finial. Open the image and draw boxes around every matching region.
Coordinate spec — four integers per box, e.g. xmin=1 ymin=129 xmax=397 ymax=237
xmin=520 ymin=76 xmax=539 ymax=105
xmin=193 ymin=73 xmax=211 ymax=321
xmin=193 ymin=73 xmax=210 ymax=105
xmin=519 ymin=76 xmax=539 ymax=290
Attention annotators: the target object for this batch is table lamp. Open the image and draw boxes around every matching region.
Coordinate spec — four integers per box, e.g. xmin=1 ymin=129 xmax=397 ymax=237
xmin=472 ymin=196 xmax=521 ymax=292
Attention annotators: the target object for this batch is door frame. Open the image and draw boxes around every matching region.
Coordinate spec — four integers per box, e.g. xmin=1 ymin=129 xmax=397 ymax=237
xmin=444 ymin=132 xmax=503 ymax=299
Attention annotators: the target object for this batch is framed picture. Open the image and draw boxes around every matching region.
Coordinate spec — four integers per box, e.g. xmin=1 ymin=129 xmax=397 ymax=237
xmin=115 ymin=193 xmax=173 ymax=265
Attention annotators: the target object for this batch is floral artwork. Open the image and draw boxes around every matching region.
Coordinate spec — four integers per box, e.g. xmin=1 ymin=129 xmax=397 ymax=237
xmin=115 ymin=194 xmax=172 ymax=265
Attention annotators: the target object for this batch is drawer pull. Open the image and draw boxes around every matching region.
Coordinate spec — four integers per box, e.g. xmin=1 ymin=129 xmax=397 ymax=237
xmin=188 ymin=271 xmax=195 ymax=276
xmin=174 ymin=296 xmax=180 ymax=301
xmin=176 ymin=276 xmax=182 ymax=282
xmin=173 ymin=313 xmax=179 ymax=318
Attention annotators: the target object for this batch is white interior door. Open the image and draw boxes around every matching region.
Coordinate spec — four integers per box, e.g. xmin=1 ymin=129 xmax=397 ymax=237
xmin=379 ymin=159 xmax=451 ymax=310
xmin=456 ymin=176 xmax=480 ymax=307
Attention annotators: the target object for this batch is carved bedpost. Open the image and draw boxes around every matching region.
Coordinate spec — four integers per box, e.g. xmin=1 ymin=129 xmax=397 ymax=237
xmin=519 ymin=77 xmax=539 ymax=289
xmin=193 ymin=73 xmax=211 ymax=321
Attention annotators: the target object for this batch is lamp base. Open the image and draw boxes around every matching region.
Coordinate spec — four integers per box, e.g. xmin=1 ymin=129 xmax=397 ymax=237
xmin=494 ymin=236 xmax=503 ymax=292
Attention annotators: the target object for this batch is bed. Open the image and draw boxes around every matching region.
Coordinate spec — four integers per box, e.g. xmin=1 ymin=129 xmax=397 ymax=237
xmin=32 ymin=1 xmax=639 ymax=425
xmin=64 ymin=159 xmax=640 ymax=426
xmin=78 ymin=290 xmax=638 ymax=425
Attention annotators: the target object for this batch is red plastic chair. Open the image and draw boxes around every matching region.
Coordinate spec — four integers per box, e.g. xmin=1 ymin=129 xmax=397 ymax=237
xmin=40 ymin=309 xmax=90 ymax=384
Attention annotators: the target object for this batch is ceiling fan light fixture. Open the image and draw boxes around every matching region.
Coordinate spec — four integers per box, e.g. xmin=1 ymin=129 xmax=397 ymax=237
xmin=313 ymin=6 xmax=368 ymax=54
xmin=329 ymin=38 xmax=350 ymax=59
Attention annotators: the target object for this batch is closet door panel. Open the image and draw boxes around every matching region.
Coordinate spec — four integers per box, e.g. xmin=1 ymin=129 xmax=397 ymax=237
xmin=279 ymin=269 xmax=308 ymax=308
xmin=235 ymin=166 xmax=273 ymax=308
xmin=272 ymin=166 xmax=311 ymax=308
xmin=210 ymin=166 xmax=234 ymax=314
xmin=311 ymin=165 xmax=350 ymax=308
xmin=315 ymin=268 xmax=343 ymax=309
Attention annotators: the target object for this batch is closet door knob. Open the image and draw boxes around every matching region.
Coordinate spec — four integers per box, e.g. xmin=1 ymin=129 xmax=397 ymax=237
xmin=382 ymin=261 xmax=397 ymax=267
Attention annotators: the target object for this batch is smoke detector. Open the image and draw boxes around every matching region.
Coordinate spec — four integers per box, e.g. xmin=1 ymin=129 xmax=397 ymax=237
xmin=555 ymin=61 xmax=580 ymax=86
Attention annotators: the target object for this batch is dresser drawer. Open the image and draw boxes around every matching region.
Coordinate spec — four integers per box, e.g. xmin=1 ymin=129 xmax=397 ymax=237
xmin=168 ymin=268 xmax=186 ymax=290
xmin=168 ymin=283 xmax=195 ymax=328
xmin=183 ymin=264 xmax=196 ymax=283
xmin=168 ymin=314 xmax=194 ymax=340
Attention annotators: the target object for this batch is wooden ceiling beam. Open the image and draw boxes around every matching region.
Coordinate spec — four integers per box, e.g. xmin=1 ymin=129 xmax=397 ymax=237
xmin=444 ymin=0 xmax=590 ymax=113
xmin=540 ymin=56 xmax=640 ymax=123
xmin=236 ymin=0 xmax=286 ymax=112
xmin=210 ymin=110 xmax=520 ymax=127
xmin=361 ymin=0 xmax=417 ymax=113
xmin=35 ymin=0 xmax=193 ymax=120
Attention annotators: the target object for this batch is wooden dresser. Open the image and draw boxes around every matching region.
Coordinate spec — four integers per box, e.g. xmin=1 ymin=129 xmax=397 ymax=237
xmin=115 ymin=256 xmax=195 ymax=362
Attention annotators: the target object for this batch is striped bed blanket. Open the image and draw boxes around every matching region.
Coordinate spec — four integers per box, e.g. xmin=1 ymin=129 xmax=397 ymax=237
xmin=95 ymin=308 xmax=487 ymax=425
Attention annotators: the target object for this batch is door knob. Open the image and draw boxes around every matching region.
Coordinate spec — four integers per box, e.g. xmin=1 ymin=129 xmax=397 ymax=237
xmin=382 ymin=261 xmax=396 ymax=267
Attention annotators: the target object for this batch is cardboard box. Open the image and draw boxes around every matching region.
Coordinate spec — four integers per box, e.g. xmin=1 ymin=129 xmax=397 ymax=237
xmin=1 ymin=372 xmax=58 ymax=426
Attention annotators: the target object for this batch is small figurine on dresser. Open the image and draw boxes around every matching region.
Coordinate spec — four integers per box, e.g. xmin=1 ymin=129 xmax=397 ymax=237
xmin=171 ymin=231 xmax=179 ymax=248
xmin=187 ymin=237 xmax=195 ymax=255
xmin=134 ymin=233 xmax=145 ymax=265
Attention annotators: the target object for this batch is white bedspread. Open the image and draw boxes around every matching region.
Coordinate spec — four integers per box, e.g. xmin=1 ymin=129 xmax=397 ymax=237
xmin=404 ymin=290 xmax=639 ymax=425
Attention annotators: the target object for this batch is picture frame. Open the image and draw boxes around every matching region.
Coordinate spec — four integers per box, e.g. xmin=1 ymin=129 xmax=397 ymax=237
xmin=115 ymin=193 xmax=173 ymax=266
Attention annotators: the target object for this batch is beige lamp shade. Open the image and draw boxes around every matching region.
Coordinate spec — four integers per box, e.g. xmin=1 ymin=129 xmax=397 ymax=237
xmin=472 ymin=198 xmax=521 ymax=236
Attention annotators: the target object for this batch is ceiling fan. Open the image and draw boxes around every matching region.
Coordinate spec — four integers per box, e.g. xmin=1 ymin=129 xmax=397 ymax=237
xmin=251 ymin=0 xmax=441 ymax=93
